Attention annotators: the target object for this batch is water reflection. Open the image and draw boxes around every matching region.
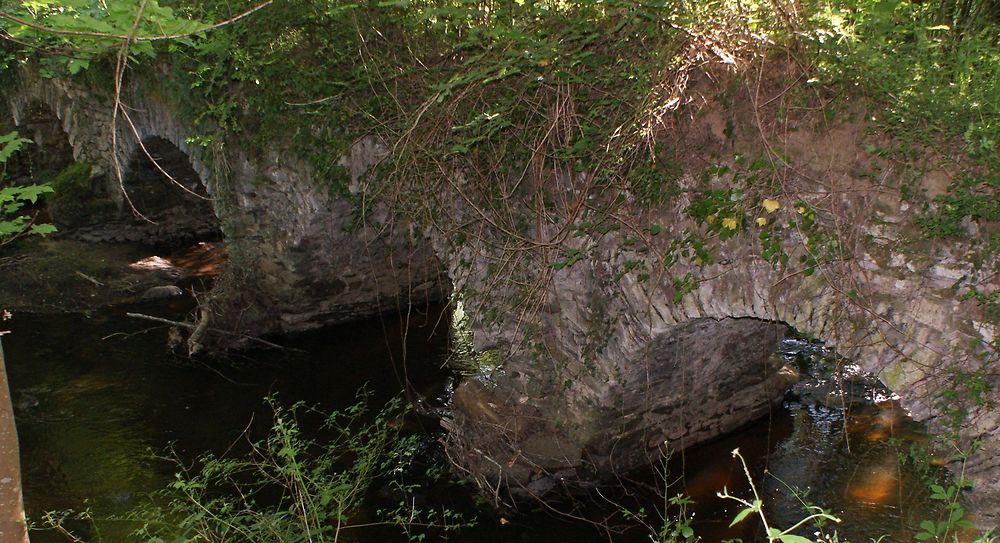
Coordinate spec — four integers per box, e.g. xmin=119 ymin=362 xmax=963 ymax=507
xmin=129 ymin=241 xmax=226 ymax=282
xmin=762 ymin=339 xmax=937 ymax=541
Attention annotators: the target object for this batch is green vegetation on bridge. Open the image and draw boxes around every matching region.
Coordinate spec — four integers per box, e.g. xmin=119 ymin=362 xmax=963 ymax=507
xmin=1 ymin=1 xmax=998 ymax=541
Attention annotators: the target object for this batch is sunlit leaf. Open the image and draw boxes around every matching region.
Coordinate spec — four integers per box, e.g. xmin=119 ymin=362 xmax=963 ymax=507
xmin=29 ymin=224 xmax=57 ymax=235
xmin=778 ymin=535 xmax=814 ymax=543
xmin=729 ymin=505 xmax=755 ymax=527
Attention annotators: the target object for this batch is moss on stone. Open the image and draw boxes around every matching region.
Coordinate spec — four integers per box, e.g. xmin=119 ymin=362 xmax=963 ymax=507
xmin=43 ymin=162 xmax=116 ymax=228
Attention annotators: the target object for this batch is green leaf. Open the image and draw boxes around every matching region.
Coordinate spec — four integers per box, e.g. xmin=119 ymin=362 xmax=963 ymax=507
xmin=777 ymin=535 xmax=814 ymax=543
xmin=67 ymin=58 xmax=90 ymax=74
xmin=0 ymin=220 xmax=25 ymax=236
xmin=949 ymin=506 xmax=966 ymax=523
xmin=16 ymin=184 xmax=55 ymax=204
xmin=0 ymin=131 xmax=25 ymax=145
xmin=729 ymin=505 xmax=756 ymax=527
xmin=0 ymin=132 xmax=31 ymax=163
xmin=29 ymin=224 xmax=57 ymax=235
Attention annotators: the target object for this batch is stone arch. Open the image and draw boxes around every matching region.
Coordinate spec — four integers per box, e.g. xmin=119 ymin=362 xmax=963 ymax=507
xmin=444 ymin=188 xmax=999 ymax=520
xmin=6 ymin=77 xmax=108 ymax=179
xmin=3 ymin=97 xmax=119 ymax=231
xmin=114 ymin=88 xmax=217 ymax=208
xmin=5 ymin=73 xmax=227 ymax=246
xmin=119 ymin=135 xmax=220 ymax=247
xmin=6 ymin=100 xmax=75 ymax=179
xmin=564 ymin=240 xmax=996 ymax=480
xmin=624 ymin=250 xmax=982 ymax=429
xmin=6 ymin=72 xmax=447 ymax=350
xmin=609 ymin=260 xmax=998 ymax=522
xmin=5 ymin=72 xmax=218 ymax=216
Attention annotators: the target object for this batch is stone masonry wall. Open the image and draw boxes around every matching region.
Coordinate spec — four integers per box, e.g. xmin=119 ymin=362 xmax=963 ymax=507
xmin=3 ymin=69 xmax=445 ymax=341
xmin=440 ymin=75 xmax=1000 ymax=524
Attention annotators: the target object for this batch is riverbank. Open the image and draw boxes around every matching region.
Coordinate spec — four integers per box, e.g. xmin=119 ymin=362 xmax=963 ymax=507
xmin=0 ymin=238 xmax=223 ymax=313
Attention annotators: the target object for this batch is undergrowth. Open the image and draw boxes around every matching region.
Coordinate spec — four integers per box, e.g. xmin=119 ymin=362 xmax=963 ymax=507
xmin=37 ymin=393 xmax=473 ymax=543
xmin=4 ymin=0 xmax=996 ymax=354
xmin=0 ymin=130 xmax=55 ymax=246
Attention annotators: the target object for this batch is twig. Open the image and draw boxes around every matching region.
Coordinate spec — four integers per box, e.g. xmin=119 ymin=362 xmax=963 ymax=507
xmin=74 ymin=271 xmax=104 ymax=287
xmin=110 ymin=0 xmax=154 ymax=223
xmin=186 ymin=304 xmax=211 ymax=355
xmin=0 ymin=211 xmax=45 ymax=247
xmin=125 ymin=312 xmax=301 ymax=352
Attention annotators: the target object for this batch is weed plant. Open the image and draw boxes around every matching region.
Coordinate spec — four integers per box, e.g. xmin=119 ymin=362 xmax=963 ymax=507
xmin=39 ymin=393 xmax=473 ymax=543
xmin=0 ymin=131 xmax=55 ymax=247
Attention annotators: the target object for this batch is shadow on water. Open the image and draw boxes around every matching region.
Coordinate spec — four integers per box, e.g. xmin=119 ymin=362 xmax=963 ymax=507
xmin=5 ymin=301 xmax=450 ymax=542
xmin=5 ymin=306 xmax=944 ymax=542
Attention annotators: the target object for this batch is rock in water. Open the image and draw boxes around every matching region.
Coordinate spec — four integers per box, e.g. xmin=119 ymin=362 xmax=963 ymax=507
xmin=140 ymin=285 xmax=184 ymax=300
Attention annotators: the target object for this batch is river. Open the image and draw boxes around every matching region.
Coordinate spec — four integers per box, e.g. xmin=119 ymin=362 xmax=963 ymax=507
xmin=4 ymin=299 xmax=944 ymax=542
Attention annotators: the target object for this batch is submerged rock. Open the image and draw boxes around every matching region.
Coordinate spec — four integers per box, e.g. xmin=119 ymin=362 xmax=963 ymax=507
xmin=140 ymin=285 xmax=184 ymax=300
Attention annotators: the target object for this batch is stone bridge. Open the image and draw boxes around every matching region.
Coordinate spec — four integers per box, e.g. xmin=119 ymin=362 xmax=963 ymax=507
xmin=3 ymin=70 xmax=443 ymax=340
xmin=440 ymin=145 xmax=1000 ymax=521
xmin=435 ymin=94 xmax=1000 ymax=524
xmin=3 ymin=68 xmax=998 ymax=525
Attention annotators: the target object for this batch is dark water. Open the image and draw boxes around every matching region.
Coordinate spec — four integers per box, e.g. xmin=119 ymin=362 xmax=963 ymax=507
xmin=4 ymin=302 xmax=944 ymax=542
xmin=4 ymin=301 xmax=450 ymax=542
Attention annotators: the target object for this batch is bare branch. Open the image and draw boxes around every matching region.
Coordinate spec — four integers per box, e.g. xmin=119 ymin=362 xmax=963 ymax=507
xmin=110 ymin=0 xmax=153 ymax=223
xmin=125 ymin=312 xmax=298 ymax=351
xmin=119 ymin=106 xmax=212 ymax=201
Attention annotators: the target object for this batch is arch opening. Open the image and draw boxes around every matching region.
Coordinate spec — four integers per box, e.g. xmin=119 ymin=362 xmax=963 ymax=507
xmin=4 ymin=100 xmax=118 ymax=232
xmin=444 ymin=308 xmax=948 ymax=539
xmin=6 ymin=100 xmax=75 ymax=182
xmin=120 ymin=136 xmax=220 ymax=248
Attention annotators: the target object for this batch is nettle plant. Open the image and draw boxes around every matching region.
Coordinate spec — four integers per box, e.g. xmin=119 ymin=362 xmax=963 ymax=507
xmin=0 ymin=131 xmax=56 ymax=247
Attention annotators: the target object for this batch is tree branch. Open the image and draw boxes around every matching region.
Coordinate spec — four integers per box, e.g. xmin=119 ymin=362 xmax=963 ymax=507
xmin=125 ymin=312 xmax=300 ymax=352
xmin=0 ymin=1 xmax=273 ymax=43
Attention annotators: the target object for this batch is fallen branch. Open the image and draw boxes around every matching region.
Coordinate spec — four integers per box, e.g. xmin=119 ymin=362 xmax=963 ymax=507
xmin=187 ymin=305 xmax=210 ymax=356
xmin=125 ymin=312 xmax=300 ymax=352
xmin=74 ymin=271 xmax=104 ymax=287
